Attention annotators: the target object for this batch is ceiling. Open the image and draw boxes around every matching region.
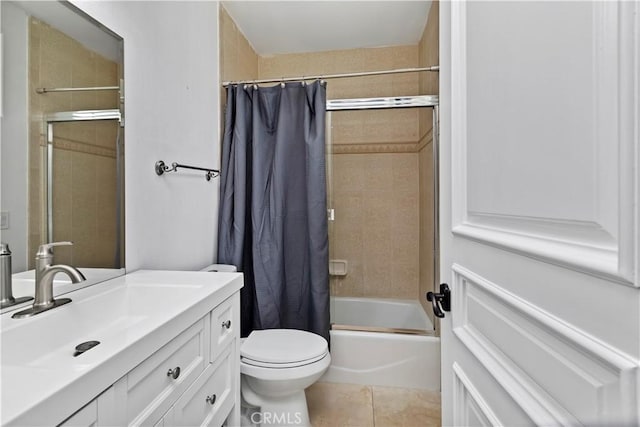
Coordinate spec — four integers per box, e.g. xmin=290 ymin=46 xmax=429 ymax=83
xmin=222 ymin=1 xmax=432 ymax=56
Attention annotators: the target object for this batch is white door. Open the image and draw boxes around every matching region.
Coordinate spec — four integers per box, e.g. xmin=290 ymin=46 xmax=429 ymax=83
xmin=438 ymin=1 xmax=639 ymax=425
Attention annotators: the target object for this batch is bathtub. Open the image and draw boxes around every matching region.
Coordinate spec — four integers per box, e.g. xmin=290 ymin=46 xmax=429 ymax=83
xmin=321 ymin=297 xmax=441 ymax=390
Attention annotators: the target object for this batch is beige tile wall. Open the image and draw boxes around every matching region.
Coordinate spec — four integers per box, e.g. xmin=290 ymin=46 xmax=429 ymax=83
xmin=418 ymin=1 xmax=440 ymax=318
xmin=220 ymin=6 xmax=259 ymax=83
xmin=219 ymin=4 xmax=259 ymax=116
xmin=329 ymin=152 xmax=419 ymax=299
xmin=260 ymin=46 xmax=421 ymax=148
xmin=28 ymin=18 xmax=120 ymax=268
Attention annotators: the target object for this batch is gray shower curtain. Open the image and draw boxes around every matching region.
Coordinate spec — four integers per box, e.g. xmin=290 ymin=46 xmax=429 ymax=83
xmin=217 ymin=81 xmax=330 ymax=342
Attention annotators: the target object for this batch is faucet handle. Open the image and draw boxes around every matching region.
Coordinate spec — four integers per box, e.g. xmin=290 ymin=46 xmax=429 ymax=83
xmin=36 ymin=241 xmax=73 ymax=258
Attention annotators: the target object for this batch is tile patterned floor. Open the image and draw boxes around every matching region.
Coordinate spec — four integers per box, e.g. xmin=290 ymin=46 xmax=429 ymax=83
xmin=306 ymin=382 xmax=441 ymax=427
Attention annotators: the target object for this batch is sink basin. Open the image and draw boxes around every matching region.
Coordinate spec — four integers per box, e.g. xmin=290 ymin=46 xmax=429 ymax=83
xmin=1 ymin=281 xmax=203 ymax=368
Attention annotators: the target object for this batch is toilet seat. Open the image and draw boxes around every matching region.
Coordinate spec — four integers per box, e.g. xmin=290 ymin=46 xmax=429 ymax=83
xmin=241 ymin=351 xmax=331 ymax=382
xmin=241 ymin=329 xmax=328 ymax=368
xmin=241 ymin=351 xmax=328 ymax=369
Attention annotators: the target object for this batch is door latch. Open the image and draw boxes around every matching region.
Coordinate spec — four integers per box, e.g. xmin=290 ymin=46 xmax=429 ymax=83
xmin=426 ymin=283 xmax=451 ymax=318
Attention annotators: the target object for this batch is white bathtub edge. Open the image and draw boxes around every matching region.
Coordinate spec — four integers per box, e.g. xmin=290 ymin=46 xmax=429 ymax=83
xmin=323 ymin=329 xmax=441 ymax=391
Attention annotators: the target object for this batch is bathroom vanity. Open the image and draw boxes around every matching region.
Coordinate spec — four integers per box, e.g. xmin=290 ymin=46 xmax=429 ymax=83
xmin=0 ymin=270 xmax=242 ymax=427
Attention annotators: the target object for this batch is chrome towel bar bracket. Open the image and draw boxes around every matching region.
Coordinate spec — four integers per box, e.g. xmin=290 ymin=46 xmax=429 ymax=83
xmin=155 ymin=160 xmax=220 ymax=181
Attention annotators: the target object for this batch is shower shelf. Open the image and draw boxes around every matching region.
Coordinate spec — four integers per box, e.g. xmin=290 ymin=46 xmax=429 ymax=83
xmin=329 ymin=260 xmax=348 ymax=276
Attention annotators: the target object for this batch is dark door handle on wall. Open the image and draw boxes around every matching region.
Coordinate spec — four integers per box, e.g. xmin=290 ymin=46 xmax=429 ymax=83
xmin=426 ymin=283 xmax=451 ymax=318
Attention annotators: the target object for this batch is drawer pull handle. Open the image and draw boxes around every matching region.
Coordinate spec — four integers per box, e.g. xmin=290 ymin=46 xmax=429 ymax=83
xmin=167 ymin=367 xmax=181 ymax=380
xmin=221 ymin=320 xmax=231 ymax=329
xmin=206 ymin=394 xmax=216 ymax=405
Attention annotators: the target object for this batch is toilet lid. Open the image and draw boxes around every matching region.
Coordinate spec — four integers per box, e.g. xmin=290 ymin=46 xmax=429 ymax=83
xmin=241 ymin=329 xmax=328 ymax=365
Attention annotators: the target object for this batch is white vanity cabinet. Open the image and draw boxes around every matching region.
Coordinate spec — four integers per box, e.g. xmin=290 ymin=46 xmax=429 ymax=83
xmin=58 ymin=292 xmax=241 ymax=427
xmin=2 ymin=271 xmax=243 ymax=427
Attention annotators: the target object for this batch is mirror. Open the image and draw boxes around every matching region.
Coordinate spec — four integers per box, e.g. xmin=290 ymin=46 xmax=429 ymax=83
xmin=1 ymin=0 xmax=125 ymax=309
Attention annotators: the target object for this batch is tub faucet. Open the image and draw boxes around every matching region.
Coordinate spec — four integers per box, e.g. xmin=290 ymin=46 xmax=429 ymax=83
xmin=12 ymin=242 xmax=86 ymax=319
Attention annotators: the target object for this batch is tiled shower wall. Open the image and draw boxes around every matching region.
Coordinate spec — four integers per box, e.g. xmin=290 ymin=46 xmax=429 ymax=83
xmin=328 ymin=152 xmax=419 ymax=298
xmin=219 ymin=4 xmax=438 ymax=304
xmin=28 ymin=18 xmax=120 ymax=268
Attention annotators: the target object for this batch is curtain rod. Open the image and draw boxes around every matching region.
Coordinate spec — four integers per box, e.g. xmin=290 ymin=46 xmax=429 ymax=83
xmin=222 ymin=65 xmax=439 ymax=87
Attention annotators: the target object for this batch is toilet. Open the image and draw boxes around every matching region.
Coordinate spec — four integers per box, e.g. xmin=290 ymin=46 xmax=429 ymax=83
xmin=240 ymin=329 xmax=331 ymax=427
xmin=200 ymin=265 xmax=330 ymax=426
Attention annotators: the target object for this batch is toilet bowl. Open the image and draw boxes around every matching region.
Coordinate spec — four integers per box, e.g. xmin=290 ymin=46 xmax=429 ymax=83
xmin=240 ymin=329 xmax=331 ymax=427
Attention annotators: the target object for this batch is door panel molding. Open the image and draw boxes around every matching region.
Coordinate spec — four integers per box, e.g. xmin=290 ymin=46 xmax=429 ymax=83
xmin=453 ymin=214 xmax=622 ymax=284
xmin=450 ymin=0 xmax=639 ymax=286
xmin=452 ymin=362 xmax=502 ymax=427
xmin=452 ymin=264 xmax=639 ymax=425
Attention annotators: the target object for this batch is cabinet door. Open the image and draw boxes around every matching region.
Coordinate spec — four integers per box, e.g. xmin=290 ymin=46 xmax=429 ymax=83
xmin=151 ymin=408 xmax=173 ymax=427
xmin=210 ymin=294 xmax=238 ymax=361
xmin=169 ymin=343 xmax=235 ymax=427
xmin=58 ymin=400 xmax=97 ymax=427
xmin=59 ymin=386 xmax=121 ymax=427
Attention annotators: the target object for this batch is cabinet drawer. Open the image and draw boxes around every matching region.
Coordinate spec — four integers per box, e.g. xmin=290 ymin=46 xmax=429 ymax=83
xmin=169 ymin=343 xmax=235 ymax=427
xmin=124 ymin=316 xmax=210 ymax=426
xmin=210 ymin=294 xmax=238 ymax=361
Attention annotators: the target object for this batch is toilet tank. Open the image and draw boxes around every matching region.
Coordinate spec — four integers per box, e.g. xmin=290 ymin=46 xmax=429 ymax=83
xmin=201 ymin=264 xmax=237 ymax=272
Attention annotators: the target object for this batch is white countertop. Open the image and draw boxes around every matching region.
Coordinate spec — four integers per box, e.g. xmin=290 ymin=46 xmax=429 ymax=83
xmin=0 ymin=270 xmax=243 ymax=426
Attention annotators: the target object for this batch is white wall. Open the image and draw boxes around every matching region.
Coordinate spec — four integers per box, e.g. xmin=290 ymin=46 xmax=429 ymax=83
xmin=70 ymin=1 xmax=221 ymax=271
xmin=0 ymin=2 xmax=29 ymax=272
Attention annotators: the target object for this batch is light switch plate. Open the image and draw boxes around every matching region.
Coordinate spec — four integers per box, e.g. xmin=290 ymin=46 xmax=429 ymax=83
xmin=1 ymin=211 xmax=9 ymax=230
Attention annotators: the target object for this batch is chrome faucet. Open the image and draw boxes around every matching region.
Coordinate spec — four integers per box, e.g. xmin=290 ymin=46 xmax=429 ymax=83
xmin=12 ymin=242 xmax=86 ymax=319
